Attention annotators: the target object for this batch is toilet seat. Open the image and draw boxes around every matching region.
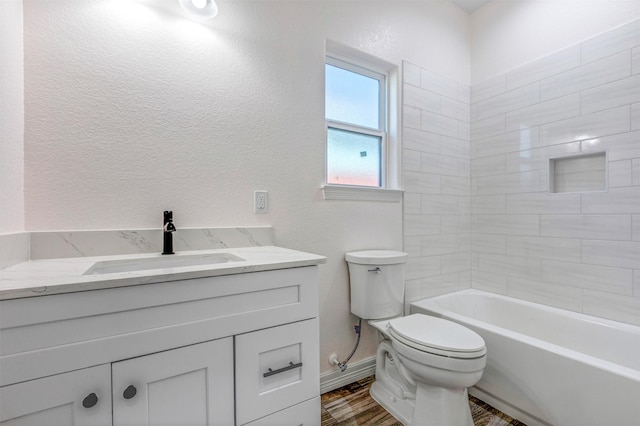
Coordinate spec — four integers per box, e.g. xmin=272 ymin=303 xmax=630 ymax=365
xmin=384 ymin=315 xmax=486 ymax=373
xmin=387 ymin=314 xmax=486 ymax=359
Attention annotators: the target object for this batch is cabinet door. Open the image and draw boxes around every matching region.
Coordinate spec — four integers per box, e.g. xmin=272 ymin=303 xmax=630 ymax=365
xmin=112 ymin=337 xmax=234 ymax=426
xmin=236 ymin=319 xmax=319 ymax=425
xmin=0 ymin=365 xmax=111 ymax=426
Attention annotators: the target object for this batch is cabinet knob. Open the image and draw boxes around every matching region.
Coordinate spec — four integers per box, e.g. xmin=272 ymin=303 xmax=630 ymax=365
xmin=82 ymin=393 xmax=99 ymax=408
xmin=123 ymin=385 xmax=137 ymax=400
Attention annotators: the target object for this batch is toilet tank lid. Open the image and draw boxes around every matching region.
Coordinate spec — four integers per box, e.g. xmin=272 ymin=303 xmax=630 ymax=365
xmin=345 ymin=250 xmax=408 ymax=265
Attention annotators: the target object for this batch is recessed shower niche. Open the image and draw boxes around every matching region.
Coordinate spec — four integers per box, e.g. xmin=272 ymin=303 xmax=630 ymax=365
xmin=549 ymin=152 xmax=607 ymax=193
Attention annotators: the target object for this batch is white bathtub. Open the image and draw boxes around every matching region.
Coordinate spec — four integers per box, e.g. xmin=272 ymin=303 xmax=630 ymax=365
xmin=410 ymin=289 xmax=640 ymax=426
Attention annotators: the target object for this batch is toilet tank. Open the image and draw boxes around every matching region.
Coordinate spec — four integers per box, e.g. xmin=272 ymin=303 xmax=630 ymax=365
xmin=345 ymin=250 xmax=408 ymax=320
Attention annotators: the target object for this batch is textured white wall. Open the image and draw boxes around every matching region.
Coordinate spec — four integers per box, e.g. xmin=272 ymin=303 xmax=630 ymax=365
xmin=0 ymin=0 xmax=24 ymax=234
xmin=22 ymin=0 xmax=469 ymax=374
xmin=471 ymin=0 xmax=640 ymax=83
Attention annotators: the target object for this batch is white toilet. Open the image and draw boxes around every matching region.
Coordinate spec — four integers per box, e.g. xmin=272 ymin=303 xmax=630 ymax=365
xmin=346 ymin=250 xmax=486 ymax=426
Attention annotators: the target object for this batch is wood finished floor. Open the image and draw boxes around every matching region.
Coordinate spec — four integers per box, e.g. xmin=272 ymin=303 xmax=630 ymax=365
xmin=321 ymin=376 xmax=527 ymax=426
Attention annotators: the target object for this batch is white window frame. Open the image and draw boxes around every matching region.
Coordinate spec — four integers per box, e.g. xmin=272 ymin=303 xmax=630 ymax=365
xmin=323 ymin=41 xmax=403 ymax=202
xmin=325 ymin=57 xmax=386 ymax=188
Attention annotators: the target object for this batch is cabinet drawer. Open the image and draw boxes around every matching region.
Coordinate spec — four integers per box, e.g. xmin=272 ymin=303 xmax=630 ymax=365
xmin=235 ymin=319 xmax=319 ymax=425
xmin=242 ymin=396 xmax=320 ymax=426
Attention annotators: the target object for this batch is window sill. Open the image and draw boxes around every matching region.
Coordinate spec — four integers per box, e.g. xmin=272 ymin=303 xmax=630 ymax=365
xmin=321 ymin=185 xmax=404 ymax=202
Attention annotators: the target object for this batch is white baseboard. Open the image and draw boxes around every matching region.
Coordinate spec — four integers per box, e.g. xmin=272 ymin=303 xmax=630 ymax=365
xmin=319 ymin=356 xmax=376 ymax=394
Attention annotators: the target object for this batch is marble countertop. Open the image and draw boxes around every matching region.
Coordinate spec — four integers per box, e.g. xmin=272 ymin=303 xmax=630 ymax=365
xmin=0 ymin=246 xmax=326 ymax=300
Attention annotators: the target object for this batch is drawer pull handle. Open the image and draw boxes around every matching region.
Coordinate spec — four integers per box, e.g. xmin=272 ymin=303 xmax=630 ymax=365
xmin=123 ymin=385 xmax=137 ymax=400
xmin=263 ymin=362 xmax=303 ymax=378
xmin=82 ymin=393 xmax=98 ymax=408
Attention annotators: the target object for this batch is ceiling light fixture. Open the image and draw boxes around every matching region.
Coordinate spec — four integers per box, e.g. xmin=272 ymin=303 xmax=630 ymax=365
xmin=178 ymin=0 xmax=218 ymax=19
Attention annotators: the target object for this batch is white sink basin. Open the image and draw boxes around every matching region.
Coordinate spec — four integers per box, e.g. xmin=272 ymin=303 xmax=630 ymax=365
xmin=83 ymin=253 xmax=244 ymax=275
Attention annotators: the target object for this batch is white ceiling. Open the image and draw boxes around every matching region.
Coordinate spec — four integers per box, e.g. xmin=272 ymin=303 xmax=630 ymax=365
xmin=449 ymin=0 xmax=492 ymax=13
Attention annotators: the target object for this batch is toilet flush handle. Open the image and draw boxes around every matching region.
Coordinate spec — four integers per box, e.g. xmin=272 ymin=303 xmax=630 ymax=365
xmin=368 ymin=267 xmax=382 ymax=273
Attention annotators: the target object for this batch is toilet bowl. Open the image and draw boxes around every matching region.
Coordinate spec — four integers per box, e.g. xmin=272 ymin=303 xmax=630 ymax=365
xmin=370 ymin=315 xmax=486 ymax=425
xmin=346 ymin=250 xmax=486 ymax=426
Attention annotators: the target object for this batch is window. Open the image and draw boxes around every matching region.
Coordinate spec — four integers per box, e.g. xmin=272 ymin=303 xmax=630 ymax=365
xmin=322 ymin=42 xmax=402 ymax=202
xmin=325 ymin=57 xmax=386 ymax=187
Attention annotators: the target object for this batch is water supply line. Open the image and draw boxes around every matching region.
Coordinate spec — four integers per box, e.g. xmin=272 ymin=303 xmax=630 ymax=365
xmin=330 ymin=318 xmax=362 ymax=372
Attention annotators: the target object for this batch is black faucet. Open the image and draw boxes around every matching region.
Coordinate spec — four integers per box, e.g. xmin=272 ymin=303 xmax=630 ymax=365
xmin=162 ymin=210 xmax=176 ymax=255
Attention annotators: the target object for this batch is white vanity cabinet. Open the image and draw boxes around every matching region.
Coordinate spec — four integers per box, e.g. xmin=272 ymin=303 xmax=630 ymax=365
xmin=0 ymin=264 xmax=321 ymax=426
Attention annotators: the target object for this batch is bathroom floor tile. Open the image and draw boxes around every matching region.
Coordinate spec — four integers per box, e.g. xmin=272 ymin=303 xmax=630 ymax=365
xmin=321 ymin=376 xmax=527 ymax=426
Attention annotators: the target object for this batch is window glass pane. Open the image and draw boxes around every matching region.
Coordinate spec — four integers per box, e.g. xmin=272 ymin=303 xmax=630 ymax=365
xmin=325 ymin=64 xmax=380 ymax=129
xmin=327 ymin=128 xmax=381 ymax=187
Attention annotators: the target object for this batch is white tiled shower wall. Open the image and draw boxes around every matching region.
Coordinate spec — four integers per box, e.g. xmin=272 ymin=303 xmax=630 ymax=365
xmin=471 ymin=18 xmax=640 ymax=325
xmin=404 ymin=19 xmax=640 ymax=325
xmin=402 ymin=62 xmax=473 ymax=307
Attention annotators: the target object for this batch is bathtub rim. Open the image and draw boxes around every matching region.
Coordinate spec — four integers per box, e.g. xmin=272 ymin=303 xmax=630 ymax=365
xmin=410 ymin=289 xmax=640 ymax=382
